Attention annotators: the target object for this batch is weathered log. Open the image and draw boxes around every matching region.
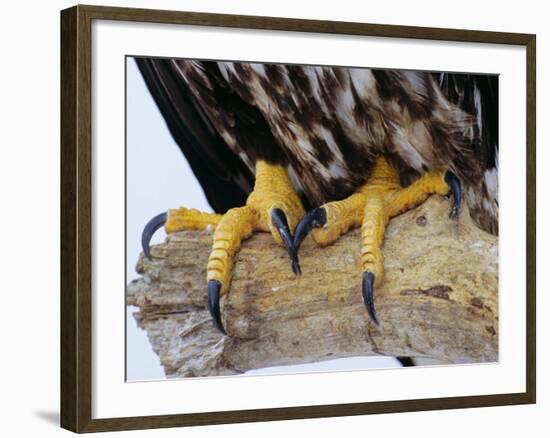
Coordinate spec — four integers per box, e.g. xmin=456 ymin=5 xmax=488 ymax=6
xmin=127 ymin=196 xmax=498 ymax=377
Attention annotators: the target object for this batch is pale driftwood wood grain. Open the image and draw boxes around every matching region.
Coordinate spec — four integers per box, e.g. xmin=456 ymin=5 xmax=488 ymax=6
xmin=127 ymin=196 xmax=498 ymax=377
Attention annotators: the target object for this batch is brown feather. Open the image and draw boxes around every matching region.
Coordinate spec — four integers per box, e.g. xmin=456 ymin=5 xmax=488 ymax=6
xmin=169 ymin=59 xmax=497 ymax=234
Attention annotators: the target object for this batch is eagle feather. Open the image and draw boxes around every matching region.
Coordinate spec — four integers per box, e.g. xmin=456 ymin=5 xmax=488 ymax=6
xmin=136 ymin=58 xmax=498 ymax=234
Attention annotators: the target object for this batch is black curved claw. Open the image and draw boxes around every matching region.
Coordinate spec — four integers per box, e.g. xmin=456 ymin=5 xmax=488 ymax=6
xmin=207 ymin=280 xmax=226 ymax=335
xmin=271 ymin=208 xmax=300 ymax=275
xmin=293 ymin=207 xmax=327 ymax=258
xmin=444 ymin=171 xmax=462 ymax=219
xmin=141 ymin=212 xmax=167 ymax=260
xmin=362 ymin=271 xmax=379 ymax=325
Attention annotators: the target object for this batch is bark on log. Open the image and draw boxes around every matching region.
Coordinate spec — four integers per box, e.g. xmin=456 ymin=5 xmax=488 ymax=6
xmin=127 ymin=196 xmax=498 ymax=378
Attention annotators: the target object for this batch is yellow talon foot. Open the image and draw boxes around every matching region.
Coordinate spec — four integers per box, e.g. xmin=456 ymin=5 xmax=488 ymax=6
xmin=142 ymin=159 xmax=305 ymax=334
xmin=294 ymin=156 xmax=462 ymax=324
xmin=205 ymin=160 xmax=305 ymax=293
xmin=206 ymin=160 xmax=305 ymax=332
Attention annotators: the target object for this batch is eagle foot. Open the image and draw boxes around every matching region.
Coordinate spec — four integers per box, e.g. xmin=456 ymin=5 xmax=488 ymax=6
xmin=141 ymin=159 xmax=305 ymax=334
xmin=294 ymin=156 xmax=461 ymax=324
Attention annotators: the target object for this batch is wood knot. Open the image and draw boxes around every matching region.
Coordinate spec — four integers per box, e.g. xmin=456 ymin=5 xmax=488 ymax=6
xmin=416 ymin=215 xmax=428 ymax=227
xmin=470 ymin=297 xmax=484 ymax=308
xmin=400 ymin=285 xmax=453 ymax=300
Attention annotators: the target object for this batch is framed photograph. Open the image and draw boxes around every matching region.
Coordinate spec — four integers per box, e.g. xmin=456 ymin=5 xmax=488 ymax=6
xmin=60 ymin=4 xmax=536 ymax=433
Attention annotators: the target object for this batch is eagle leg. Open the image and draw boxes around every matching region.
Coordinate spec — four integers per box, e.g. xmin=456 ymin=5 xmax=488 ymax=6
xmin=294 ymin=156 xmax=460 ymax=324
xmin=207 ymin=160 xmax=305 ymax=332
xmin=141 ymin=160 xmax=305 ymax=334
